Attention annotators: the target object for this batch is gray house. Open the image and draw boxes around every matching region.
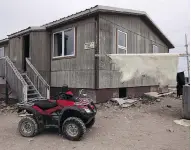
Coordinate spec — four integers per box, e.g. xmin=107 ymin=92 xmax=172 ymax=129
xmin=0 ymin=5 xmax=174 ymax=103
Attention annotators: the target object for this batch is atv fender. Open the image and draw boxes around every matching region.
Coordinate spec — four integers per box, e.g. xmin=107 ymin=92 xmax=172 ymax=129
xmin=17 ymin=105 xmax=39 ymax=115
xmin=17 ymin=105 xmax=44 ymax=131
xmin=58 ymin=107 xmax=84 ymax=131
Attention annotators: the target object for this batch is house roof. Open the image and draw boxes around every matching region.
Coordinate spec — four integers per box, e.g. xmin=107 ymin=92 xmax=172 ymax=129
xmin=3 ymin=5 xmax=174 ymax=48
xmin=8 ymin=26 xmax=46 ymax=38
xmin=43 ymin=5 xmax=174 ymax=48
xmin=42 ymin=5 xmax=146 ymax=27
xmin=0 ymin=38 xmax=9 ymax=45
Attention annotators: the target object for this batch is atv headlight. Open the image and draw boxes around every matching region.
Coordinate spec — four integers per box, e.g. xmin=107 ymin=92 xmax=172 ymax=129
xmin=84 ymin=108 xmax=91 ymax=113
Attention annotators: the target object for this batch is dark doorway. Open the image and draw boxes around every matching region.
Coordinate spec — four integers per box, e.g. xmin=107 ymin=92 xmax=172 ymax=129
xmin=119 ymin=88 xmax=127 ymax=98
xmin=23 ymin=35 xmax=30 ymax=71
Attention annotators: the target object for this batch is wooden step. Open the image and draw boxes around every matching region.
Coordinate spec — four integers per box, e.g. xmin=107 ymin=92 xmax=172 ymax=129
xmin=27 ymin=93 xmax=40 ymax=98
xmin=28 ymin=88 xmax=36 ymax=92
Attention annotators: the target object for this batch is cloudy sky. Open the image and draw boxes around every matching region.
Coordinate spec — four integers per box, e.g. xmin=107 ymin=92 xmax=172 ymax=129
xmin=0 ymin=0 xmax=190 ymax=76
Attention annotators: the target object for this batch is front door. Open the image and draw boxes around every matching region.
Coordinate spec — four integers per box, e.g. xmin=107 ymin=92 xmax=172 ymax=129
xmin=23 ymin=35 xmax=30 ymax=71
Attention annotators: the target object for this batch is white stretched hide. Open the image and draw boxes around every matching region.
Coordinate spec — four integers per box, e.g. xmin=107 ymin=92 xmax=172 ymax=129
xmin=108 ymin=53 xmax=179 ymax=86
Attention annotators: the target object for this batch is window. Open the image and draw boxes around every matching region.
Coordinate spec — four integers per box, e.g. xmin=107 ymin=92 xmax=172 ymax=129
xmin=153 ymin=45 xmax=159 ymax=53
xmin=0 ymin=47 xmax=4 ymax=57
xmin=117 ymin=30 xmax=127 ymax=54
xmin=53 ymin=28 xmax=75 ymax=58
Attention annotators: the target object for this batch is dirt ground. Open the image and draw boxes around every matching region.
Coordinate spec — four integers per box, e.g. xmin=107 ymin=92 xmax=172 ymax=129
xmin=0 ymin=96 xmax=189 ymax=150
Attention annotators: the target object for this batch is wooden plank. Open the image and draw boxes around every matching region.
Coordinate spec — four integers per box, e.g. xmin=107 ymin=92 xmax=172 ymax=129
xmin=50 ymin=18 xmax=96 ymax=88
xmin=51 ymin=70 xmax=95 ymax=88
xmin=9 ymin=37 xmax=23 ymax=70
xmin=30 ymin=31 xmax=51 ymax=84
xmin=98 ymin=14 xmax=170 ymax=88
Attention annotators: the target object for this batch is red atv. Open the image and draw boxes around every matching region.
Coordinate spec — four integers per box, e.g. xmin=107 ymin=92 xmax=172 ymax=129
xmin=17 ymin=85 xmax=97 ymax=141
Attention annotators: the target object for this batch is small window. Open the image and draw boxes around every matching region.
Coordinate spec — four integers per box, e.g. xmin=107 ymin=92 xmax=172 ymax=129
xmin=117 ymin=30 xmax=127 ymax=54
xmin=0 ymin=47 xmax=4 ymax=57
xmin=153 ymin=45 xmax=158 ymax=53
xmin=53 ymin=28 xmax=75 ymax=58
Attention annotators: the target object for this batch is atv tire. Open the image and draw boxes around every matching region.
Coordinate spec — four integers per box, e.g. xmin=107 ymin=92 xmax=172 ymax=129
xmin=86 ymin=117 xmax=95 ymax=128
xmin=18 ymin=116 xmax=38 ymax=137
xmin=62 ymin=117 xmax=86 ymax=141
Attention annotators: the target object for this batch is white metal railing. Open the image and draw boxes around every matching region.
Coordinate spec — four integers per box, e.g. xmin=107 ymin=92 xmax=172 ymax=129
xmin=26 ymin=58 xmax=50 ymax=99
xmin=0 ymin=56 xmax=28 ymax=102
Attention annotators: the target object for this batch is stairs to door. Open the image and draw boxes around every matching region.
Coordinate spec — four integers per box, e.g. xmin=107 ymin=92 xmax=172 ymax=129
xmin=21 ymin=73 xmax=46 ymax=101
xmin=0 ymin=56 xmax=50 ymax=103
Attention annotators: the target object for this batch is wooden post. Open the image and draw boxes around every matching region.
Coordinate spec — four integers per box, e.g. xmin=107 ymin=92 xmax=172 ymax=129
xmin=5 ymin=80 xmax=9 ymax=104
xmin=185 ymin=34 xmax=190 ymax=83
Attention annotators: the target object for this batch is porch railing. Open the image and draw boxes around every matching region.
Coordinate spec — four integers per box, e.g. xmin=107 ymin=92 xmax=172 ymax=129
xmin=26 ymin=58 xmax=50 ymax=99
xmin=0 ymin=56 xmax=28 ymax=102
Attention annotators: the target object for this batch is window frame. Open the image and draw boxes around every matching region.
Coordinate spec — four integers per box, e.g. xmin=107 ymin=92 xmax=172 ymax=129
xmin=52 ymin=27 xmax=76 ymax=59
xmin=0 ymin=47 xmax=5 ymax=58
xmin=117 ymin=29 xmax=127 ymax=54
xmin=152 ymin=44 xmax=159 ymax=53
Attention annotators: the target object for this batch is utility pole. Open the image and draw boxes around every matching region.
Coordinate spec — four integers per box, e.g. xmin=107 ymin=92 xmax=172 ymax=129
xmin=185 ymin=34 xmax=190 ymax=83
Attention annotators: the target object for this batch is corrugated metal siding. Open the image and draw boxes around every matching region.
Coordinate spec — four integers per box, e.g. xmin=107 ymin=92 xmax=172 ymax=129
xmin=51 ymin=18 xmax=96 ymax=88
xmin=98 ymin=14 xmax=169 ymax=88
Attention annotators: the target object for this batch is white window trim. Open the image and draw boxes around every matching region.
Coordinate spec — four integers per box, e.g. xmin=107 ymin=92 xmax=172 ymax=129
xmin=117 ymin=30 xmax=127 ymax=54
xmin=152 ymin=44 xmax=158 ymax=53
xmin=52 ymin=28 xmax=75 ymax=59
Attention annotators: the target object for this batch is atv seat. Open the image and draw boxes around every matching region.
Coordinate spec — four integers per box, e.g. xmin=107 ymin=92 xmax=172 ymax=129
xmin=34 ymin=100 xmax=57 ymax=110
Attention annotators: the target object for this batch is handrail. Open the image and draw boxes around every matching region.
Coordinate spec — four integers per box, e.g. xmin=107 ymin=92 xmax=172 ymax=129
xmin=0 ymin=56 xmax=28 ymax=102
xmin=26 ymin=58 xmax=50 ymax=99
xmin=26 ymin=58 xmax=49 ymax=87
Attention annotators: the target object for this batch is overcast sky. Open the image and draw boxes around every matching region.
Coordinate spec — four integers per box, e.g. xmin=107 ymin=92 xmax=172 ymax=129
xmin=0 ymin=0 xmax=190 ymax=76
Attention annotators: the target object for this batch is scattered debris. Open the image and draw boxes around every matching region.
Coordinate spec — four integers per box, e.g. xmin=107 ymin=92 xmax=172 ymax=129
xmin=0 ymin=102 xmax=6 ymax=108
xmin=144 ymin=92 xmax=160 ymax=99
xmin=0 ymin=101 xmax=17 ymax=114
xmin=174 ymin=119 xmax=190 ymax=127
xmin=28 ymin=138 xmax=34 ymax=142
xmin=166 ymin=105 xmax=172 ymax=108
xmin=144 ymin=91 xmax=174 ymax=99
xmin=121 ymin=103 xmax=133 ymax=108
xmin=156 ymin=99 xmax=161 ymax=102
xmin=110 ymin=98 xmax=138 ymax=108
xmin=166 ymin=128 xmax=174 ymax=132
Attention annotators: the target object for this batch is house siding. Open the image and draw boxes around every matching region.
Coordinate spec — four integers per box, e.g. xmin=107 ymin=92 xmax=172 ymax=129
xmin=30 ymin=31 xmax=51 ymax=83
xmin=51 ymin=18 xmax=96 ymax=88
xmin=98 ymin=14 xmax=169 ymax=88
xmin=0 ymin=42 xmax=9 ymax=57
xmin=9 ymin=37 xmax=23 ymax=71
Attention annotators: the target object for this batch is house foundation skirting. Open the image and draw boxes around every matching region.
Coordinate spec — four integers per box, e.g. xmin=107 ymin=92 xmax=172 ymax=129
xmin=50 ymin=86 xmax=161 ymax=103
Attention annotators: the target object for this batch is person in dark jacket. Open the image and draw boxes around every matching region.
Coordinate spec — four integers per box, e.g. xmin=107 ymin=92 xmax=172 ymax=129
xmin=176 ymin=72 xmax=185 ymax=98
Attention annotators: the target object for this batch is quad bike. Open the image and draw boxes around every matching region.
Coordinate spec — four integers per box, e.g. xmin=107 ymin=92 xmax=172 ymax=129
xmin=17 ymin=85 xmax=97 ymax=141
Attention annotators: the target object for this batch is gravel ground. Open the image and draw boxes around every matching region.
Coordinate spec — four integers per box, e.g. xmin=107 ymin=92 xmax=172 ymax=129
xmin=0 ymin=97 xmax=189 ymax=150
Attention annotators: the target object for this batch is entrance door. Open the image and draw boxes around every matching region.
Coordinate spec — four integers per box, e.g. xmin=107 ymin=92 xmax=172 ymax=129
xmin=23 ymin=35 xmax=30 ymax=71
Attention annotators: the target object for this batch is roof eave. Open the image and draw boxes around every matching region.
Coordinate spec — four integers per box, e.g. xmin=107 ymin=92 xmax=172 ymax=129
xmin=44 ymin=5 xmax=146 ymax=28
xmin=0 ymin=38 xmax=9 ymax=45
xmin=8 ymin=27 xmax=46 ymax=38
xmin=44 ymin=5 xmax=174 ymax=48
xmin=44 ymin=6 xmax=99 ymax=28
xmin=141 ymin=14 xmax=174 ymax=49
